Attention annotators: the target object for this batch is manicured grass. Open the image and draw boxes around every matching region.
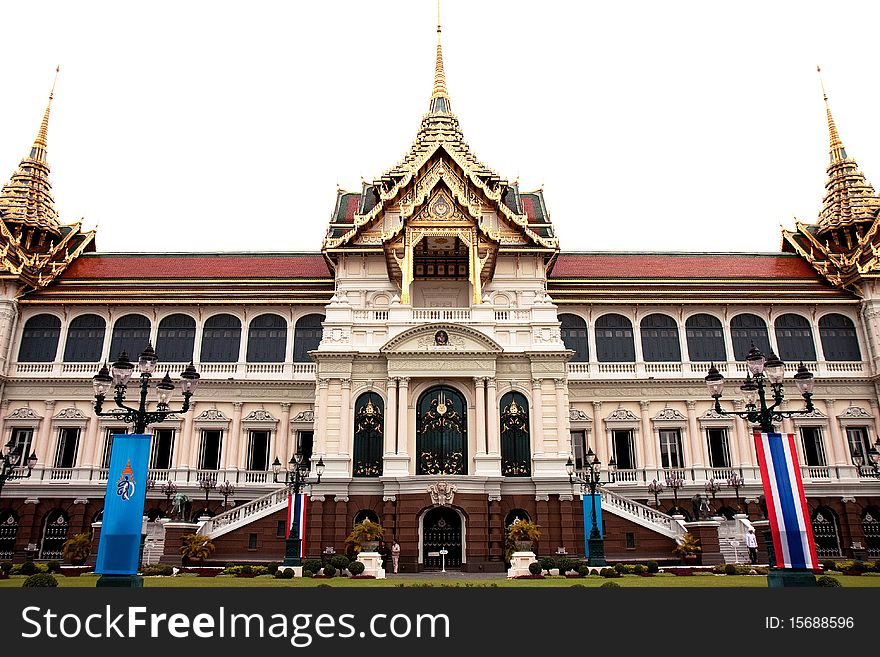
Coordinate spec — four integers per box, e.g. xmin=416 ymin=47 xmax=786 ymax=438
xmin=2 ymin=574 xmax=879 ymax=588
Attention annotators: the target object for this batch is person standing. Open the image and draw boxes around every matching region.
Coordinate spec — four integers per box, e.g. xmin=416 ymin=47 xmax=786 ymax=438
xmin=391 ymin=539 xmax=401 ymax=574
xmin=745 ymin=528 xmax=759 ymax=564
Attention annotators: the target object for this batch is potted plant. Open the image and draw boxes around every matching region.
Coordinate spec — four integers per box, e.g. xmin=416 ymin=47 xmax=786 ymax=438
xmin=344 ymin=520 xmax=384 ymax=553
xmin=506 ymin=519 xmax=541 ymax=553
xmin=672 ymin=532 xmax=702 ymax=565
xmin=61 ymin=533 xmax=92 ymax=566
xmin=179 ymin=533 xmax=215 ymax=566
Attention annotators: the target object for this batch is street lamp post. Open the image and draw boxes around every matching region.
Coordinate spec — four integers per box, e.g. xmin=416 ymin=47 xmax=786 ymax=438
xmin=727 ymin=472 xmax=745 ymax=514
xmin=161 ymin=481 xmax=178 ymax=518
xmin=704 ymin=344 xmax=818 ymax=587
xmin=704 ymin=478 xmax=721 ymax=514
xmin=665 ymin=474 xmax=684 ymax=514
xmin=218 ymin=480 xmax=235 ymax=508
xmin=851 ymin=439 xmax=880 ymax=478
xmin=0 ymin=439 xmax=38 ymax=498
xmin=566 ymin=449 xmax=615 ymax=567
xmin=198 ymin=477 xmax=216 ymax=517
xmin=647 ymin=479 xmax=664 ymax=507
xmin=273 ymin=449 xmax=325 ymax=568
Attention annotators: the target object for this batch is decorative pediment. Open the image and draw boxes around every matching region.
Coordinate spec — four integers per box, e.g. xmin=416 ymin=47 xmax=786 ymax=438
xmin=605 ymin=408 xmax=639 ymax=422
xmin=653 ymin=408 xmax=687 ymax=422
xmin=6 ymin=407 xmax=41 ymax=420
xmin=569 ymin=407 xmax=591 ymax=422
xmin=381 ymin=323 xmax=502 ymax=355
xmin=292 ymin=410 xmax=315 ymax=423
xmin=194 ymin=409 xmax=230 ymax=422
xmin=838 ymin=406 xmax=871 ymax=419
xmin=242 ymin=410 xmax=277 ymax=423
xmin=700 ymin=408 xmax=731 ymax=421
xmin=53 ymin=408 xmax=87 ymax=420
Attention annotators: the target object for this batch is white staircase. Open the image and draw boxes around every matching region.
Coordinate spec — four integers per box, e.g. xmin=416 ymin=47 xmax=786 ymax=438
xmin=600 ymin=488 xmax=687 ymax=542
xmin=198 ymin=487 xmax=289 ymax=539
xmin=141 ymin=520 xmax=167 ymax=565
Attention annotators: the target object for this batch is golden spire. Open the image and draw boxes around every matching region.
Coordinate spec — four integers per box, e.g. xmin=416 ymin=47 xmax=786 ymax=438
xmin=818 ymin=66 xmax=847 ymax=163
xmin=30 ymin=66 xmax=60 ymax=163
xmin=429 ymin=1 xmax=451 ymax=113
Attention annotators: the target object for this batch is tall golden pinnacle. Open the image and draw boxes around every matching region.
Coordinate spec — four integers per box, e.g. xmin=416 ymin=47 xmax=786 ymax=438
xmin=430 ymin=0 xmax=450 ymax=112
xmin=30 ymin=66 xmax=60 ymax=163
xmin=818 ymin=65 xmax=847 ymax=163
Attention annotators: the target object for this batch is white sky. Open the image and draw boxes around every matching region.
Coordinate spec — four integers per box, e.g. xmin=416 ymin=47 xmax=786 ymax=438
xmin=1 ymin=0 xmax=879 ymax=255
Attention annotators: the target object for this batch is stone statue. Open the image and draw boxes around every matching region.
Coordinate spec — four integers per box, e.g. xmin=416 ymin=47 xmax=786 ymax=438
xmin=171 ymin=492 xmax=191 ymax=520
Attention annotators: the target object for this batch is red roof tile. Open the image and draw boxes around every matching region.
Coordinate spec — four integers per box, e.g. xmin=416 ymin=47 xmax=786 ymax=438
xmin=59 ymin=254 xmax=332 ymax=280
xmin=550 ymin=253 xmax=819 ymax=280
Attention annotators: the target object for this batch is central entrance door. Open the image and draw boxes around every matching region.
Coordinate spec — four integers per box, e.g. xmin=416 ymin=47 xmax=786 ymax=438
xmin=417 ymin=385 xmax=467 ymax=475
xmin=422 ymin=507 xmax=463 ymax=570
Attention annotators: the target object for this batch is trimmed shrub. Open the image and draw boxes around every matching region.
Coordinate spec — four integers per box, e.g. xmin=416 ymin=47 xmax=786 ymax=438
xmin=348 ymin=561 xmax=365 ymax=576
xmin=0 ymin=562 xmax=12 ymax=575
xmin=46 ymin=560 xmax=61 ymax=573
xmin=330 ymin=555 xmax=351 ymax=572
xmin=265 ymin=562 xmax=279 ymax=576
xmin=817 ymin=575 xmax=841 ymax=587
xmin=23 ymin=573 xmax=58 ymax=588
xmin=20 ymin=561 xmax=38 ymax=576
xmin=322 ymin=564 xmax=336 ymax=578
xmin=303 ymin=559 xmax=323 ymax=575
xmin=600 ymin=580 xmax=621 ymax=588
xmin=613 ymin=562 xmax=627 ymax=574
xmin=632 ymin=564 xmax=647 ymax=575
xmin=821 ymin=560 xmax=837 ymax=572
xmin=528 ymin=561 xmax=543 ymax=575
xmin=724 ymin=564 xmax=738 ymax=575
xmin=142 ymin=564 xmax=174 ymax=576
xmin=599 ymin=567 xmax=619 ymax=578
xmin=557 ymin=558 xmax=576 ymax=574
xmin=539 ymin=556 xmax=557 ymax=572
xmin=851 ymin=561 xmax=867 ymax=573
xmin=646 ymin=560 xmax=659 ymax=574
xmin=577 ymin=564 xmax=591 ymax=577
xmin=281 ymin=568 xmax=295 ymax=579
xmin=300 ymin=569 xmax=312 ymax=578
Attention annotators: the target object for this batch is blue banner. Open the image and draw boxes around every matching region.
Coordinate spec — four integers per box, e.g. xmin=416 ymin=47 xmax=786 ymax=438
xmin=95 ymin=434 xmax=150 ymax=575
xmin=582 ymin=493 xmax=604 ymax=555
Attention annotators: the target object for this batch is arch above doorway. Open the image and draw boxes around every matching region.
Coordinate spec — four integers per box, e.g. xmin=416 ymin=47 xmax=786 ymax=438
xmin=419 ymin=506 xmax=466 ymax=570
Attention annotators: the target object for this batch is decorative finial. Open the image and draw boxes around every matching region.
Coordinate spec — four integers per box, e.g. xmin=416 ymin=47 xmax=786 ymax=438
xmin=430 ymin=0 xmax=450 ymax=112
xmin=817 ymin=65 xmax=847 ymax=163
xmin=30 ymin=66 xmax=60 ymax=162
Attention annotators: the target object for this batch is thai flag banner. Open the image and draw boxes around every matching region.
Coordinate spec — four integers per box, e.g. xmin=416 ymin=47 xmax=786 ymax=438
xmin=286 ymin=492 xmax=308 ymax=558
xmin=753 ymin=432 xmax=818 ymax=569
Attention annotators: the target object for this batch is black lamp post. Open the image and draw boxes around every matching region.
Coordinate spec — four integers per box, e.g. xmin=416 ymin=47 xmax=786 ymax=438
xmin=92 ymin=345 xmax=200 ymax=434
xmin=0 ymin=439 xmax=38 ymax=498
xmin=705 ymin=344 xmax=818 ymax=587
xmin=161 ymin=481 xmax=178 ymax=518
xmin=647 ymin=478 xmax=664 ymax=507
xmin=566 ymin=449 xmax=615 ymax=567
xmin=704 ymin=478 xmax=721 ymax=514
xmin=198 ymin=476 xmax=216 ymax=516
xmin=218 ymin=480 xmax=236 ymax=508
xmin=665 ymin=474 xmax=684 ymax=514
xmin=727 ymin=472 xmax=745 ymax=514
xmin=852 ymin=439 xmax=880 ymax=478
xmin=273 ymin=448 xmax=324 ymax=567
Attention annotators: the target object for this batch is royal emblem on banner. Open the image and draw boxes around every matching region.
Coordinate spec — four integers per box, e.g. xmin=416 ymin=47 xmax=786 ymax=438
xmin=753 ymin=432 xmax=818 ymax=570
xmin=116 ymin=459 xmax=136 ymax=501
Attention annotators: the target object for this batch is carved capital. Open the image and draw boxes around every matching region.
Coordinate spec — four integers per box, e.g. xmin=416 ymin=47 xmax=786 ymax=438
xmin=558 ymin=494 xmax=574 ymax=502
xmin=280 ymin=402 xmax=292 ymax=410
xmin=382 ymin=495 xmax=397 ymax=502
xmin=685 ymin=400 xmax=697 ymax=411
xmin=487 ymin=495 xmax=502 ymax=502
xmin=592 ymin=401 xmax=603 ymax=411
xmin=398 ymin=377 xmax=410 ymax=387
xmin=531 ymin=378 xmax=543 ymax=389
xmin=535 ymin=494 xmax=550 ymax=502
xmin=639 ymin=400 xmax=650 ymax=411
xmin=340 ymin=378 xmax=352 ymax=389
xmin=334 ymin=496 xmax=349 ymax=503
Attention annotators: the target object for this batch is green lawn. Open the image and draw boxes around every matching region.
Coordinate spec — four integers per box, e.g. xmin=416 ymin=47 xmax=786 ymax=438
xmin=2 ymin=574 xmax=880 ymax=588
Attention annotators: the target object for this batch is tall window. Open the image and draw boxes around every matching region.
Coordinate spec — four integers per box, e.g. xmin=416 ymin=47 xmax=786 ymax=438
xmin=151 ymin=428 xmax=175 ymax=470
xmin=199 ymin=430 xmax=223 ymax=470
xmin=686 ymin=314 xmax=726 ymax=362
xmin=156 ymin=314 xmax=196 ymax=362
xmin=247 ymin=314 xmax=287 ymax=363
xmin=296 ymin=431 xmax=314 ymax=470
xmin=417 ymin=386 xmax=467 ymax=475
xmin=8 ymin=428 xmax=34 ymax=462
xmin=293 ymin=314 xmax=324 ymax=363
xmin=570 ymin=430 xmax=588 ymax=470
xmin=774 ymin=314 xmax=816 ymax=362
xmin=247 ymin=430 xmax=270 ymax=471
xmin=640 ymin=314 xmax=680 ymax=362
xmin=658 ymin=429 xmax=684 ymax=469
xmin=706 ymin=428 xmax=730 ymax=468
xmin=63 ymin=314 xmax=106 ymax=362
xmin=800 ymin=427 xmax=826 ymax=467
xmin=818 ymin=314 xmax=861 ymax=361
xmin=595 ymin=314 xmax=635 ymax=362
xmin=353 ymin=392 xmax=383 ymax=477
xmin=500 ymin=391 xmax=530 ymax=476
xmin=612 ymin=429 xmax=636 ymax=470
xmin=54 ymin=428 xmax=80 ymax=469
xmin=18 ymin=314 xmax=61 ymax=362
xmin=846 ymin=426 xmax=871 ymax=466
xmin=559 ymin=314 xmax=589 ymax=362
xmin=200 ymin=314 xmax=241 ymax=362
xmin=109 ymin=314 xmax=151 ymax=361
xmin=731 ymin=314 xmax=771 ymax=361
xmin=101 ymin=427 xmax=128 ymax=469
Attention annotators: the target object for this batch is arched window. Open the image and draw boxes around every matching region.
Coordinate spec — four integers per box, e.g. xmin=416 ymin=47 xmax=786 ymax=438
xmin=812 ymin=507 xmax=841 ymax=558
xmin=862 ymin=507 xmax=880 ymax=557
xmin=774 ymin=314 xmax=816 ymax=362
xmin=731 ymin=314 xmax=771 ymax=361
xmin=156 ymin=314 xmax=196 ymax=362
xmin=109 ymin=314 xmax=151 ymax=361
xmin=247 ymin=314 xmax=287 ymax=363
xmin=0 ymin=510 xmax=19 ymax=560
xmin=200 ymin=314 xmax=241 ymax=363
xmin=559 ymin=314 xmax=588 ymax=362
xmin=39 ymin=510 xmax=69 ymax=560
xmin=63 ymin=314 xmax=106 ymax=362
xmin=353 ymin=392 xmax=383 ymax=477
xmin=819 ymin=314 xmax=861 ymax=361
xmin=504 ymin=509 xmax=531 ymax=528
xmin=353 ymin=509 xmax=380 ymax=526
xmin=595 ymin=314 xmax=635 ymax=362
xmin=18 ymin=314 xmax=61 ymax=362
xmin=500 ymin=391 xmax=530 ymax=476
xmin=640 ymin=314 xmax=680 ymax=362
xmin=417 ymin=386 xmax=467 ymax=475
xmin=293 ymin=314 xmax=324 ymax=363
xmin=686 ymin=314 xmax=726 ymax=362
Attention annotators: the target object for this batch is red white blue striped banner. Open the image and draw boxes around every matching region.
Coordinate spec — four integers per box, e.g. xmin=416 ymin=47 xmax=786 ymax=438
xmin=754 ymin=432 xmax=818 ymax=570
xmin=286 ymin=492 xmax=308 ymax=559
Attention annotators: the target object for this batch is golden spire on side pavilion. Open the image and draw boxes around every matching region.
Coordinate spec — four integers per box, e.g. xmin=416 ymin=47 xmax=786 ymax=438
xmin=30 ymin=66 xmax=60 ymax=164
xmin=429 ymin=1 xmax=451 ymax=113
xmin=818 ymin=65 xmax=847 ymax=163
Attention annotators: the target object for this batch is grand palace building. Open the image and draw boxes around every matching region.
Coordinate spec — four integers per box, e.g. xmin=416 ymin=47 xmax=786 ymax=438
xmin=1 ymin=20 xmax=879 ymax=571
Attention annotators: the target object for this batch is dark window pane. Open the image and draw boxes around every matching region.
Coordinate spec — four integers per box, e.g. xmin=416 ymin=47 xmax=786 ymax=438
xmin=686 ymin=314 xmax=726 ymax=362
xmin=559 ymin=314 xmax=589 ymax=362
xmin=199 ymin=430 xmax=222 ymax=470
xmin=774 ymin=314 xmax=816 ymax=362
xmin=54 ymin=428 xmax=80 ymax=469
xmin=640 ymin=314 xmax=680 ymax=362
xmin=156 ymin=314 xmax=196 ymax=362
xmin=247 ymin=314 xmax=287 ymax=363
xmin=18 ymin=314 xmax=61 ymax=362
xmin=818 ymin=314 xmax=861 ymax=361
xmin=109 ymin=314 xmax=151 ymax=361
xmin=707 ymin=428 xmax=730 ymax=468
xmin=500 ymin=392 xmax=530 ymax=476
xmin=63 ymin=314 xmax=106 ymax=362
xmin=613 ymin=430 xmax=635 ymax=469
xmin=731 ymin=314 xmax=771 ymax=361
xmin=151 ymin=429 xmax=175 ymax=470
xmin=596 ymin=314 xmax=635 ymax=362
xmin=800 ymin=427 xmax=826 ymax=467
xmin=353 ymin=393 xmax=383 ymax=477
xmin=293 ymin=314 xmax=324 ymax=363
xmin=200 ymin=314 xmax=241 ymax=363
xmin=247 ymin=430 xmax=270 ymax=471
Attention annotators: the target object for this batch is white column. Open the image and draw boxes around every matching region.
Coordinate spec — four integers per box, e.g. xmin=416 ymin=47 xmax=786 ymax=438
xmin=313 ymin=378 xmax=330 ymax=456
xmin=592 ymin=401 xmax=606 ymax=464
xmin=554 ymin=378 xmax=568 ymax=454
xmin=686 ymin=400 xmax=704 ymax=470
xmin=177 ymin=401 xmax=196 ymax=469
xmin=33 ymin=400 xmax=55 ymax=466
xmin=223 ymin=402 xmax=243 ymax=469
xmin=82 ymin=417 xmax=101 ymax=467
xmin=384 ymin=379 xmax=397 ymax=455
xmin=279 ymin=402 xmax=292 ymax=463
xmin=486 ymin=378 xmax=499 ymax=455
xmin=531 ymin=378 xmax=544 ymax=456
xmin=474 ymin=377 xmax=487 ymax=455
xmin=397 ymin=377 xmax=409 ymax=455
xmin=824 ymin=398 xmax=846 ymax=466
xmin=640 ymin=401 xmax=656 ymax=471
xmin=339 ymin=378 xmax=352 ymax=454
xmin=732 ymin=400 xmax=753 ymax=469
